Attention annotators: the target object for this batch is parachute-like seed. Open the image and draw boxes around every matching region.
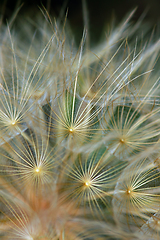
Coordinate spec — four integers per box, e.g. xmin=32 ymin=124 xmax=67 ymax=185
xmin=113 ymin=156 xmax=160 ymax=233
xmin=58 ymin=149 xmax=125 ymax=219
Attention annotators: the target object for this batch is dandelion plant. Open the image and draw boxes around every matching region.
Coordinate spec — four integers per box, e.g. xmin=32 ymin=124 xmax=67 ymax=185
xmin=0 ymin=3 xmax=160 ymax=240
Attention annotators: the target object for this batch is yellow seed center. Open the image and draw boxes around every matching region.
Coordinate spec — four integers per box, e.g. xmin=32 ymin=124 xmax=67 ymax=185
xmin=126 ymin=188 xmax=132 ymax=195
xmin=35 ymin=167 xmax=40 ymax=173
xmin=69 ymin=128 xmax=74 ymax=133
xmin=11 ymin=120 xmax=16 ymax=125
xmin=85 ymin=180 xmax=91 ymax=187
xmin=120 ymin=138 xmax=125 ymax=143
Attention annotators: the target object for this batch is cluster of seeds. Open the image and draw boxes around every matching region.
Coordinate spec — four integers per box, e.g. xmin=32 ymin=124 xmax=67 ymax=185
xmin=0 ymin=8 xmax=160 ymax=240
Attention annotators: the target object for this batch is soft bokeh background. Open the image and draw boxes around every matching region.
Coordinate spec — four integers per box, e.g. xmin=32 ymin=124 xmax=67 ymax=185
xmin=1 ymin=0 xmax=160 ymax=45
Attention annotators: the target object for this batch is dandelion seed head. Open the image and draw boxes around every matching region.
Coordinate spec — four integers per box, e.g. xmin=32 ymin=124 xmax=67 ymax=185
xmin=1 ymin=5 xmax=160 ymax=240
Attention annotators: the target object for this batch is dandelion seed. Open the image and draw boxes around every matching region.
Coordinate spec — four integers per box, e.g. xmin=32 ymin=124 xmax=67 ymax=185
xmin=101 ymin=91 xmax=160 ymax=159
xmin=0 ymin=118 xmax=63 ymax=202
xmin=113 ymin=156 xmax=160 ymax=232
xmin=59 ymin=149 xmax=125 ymax=219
